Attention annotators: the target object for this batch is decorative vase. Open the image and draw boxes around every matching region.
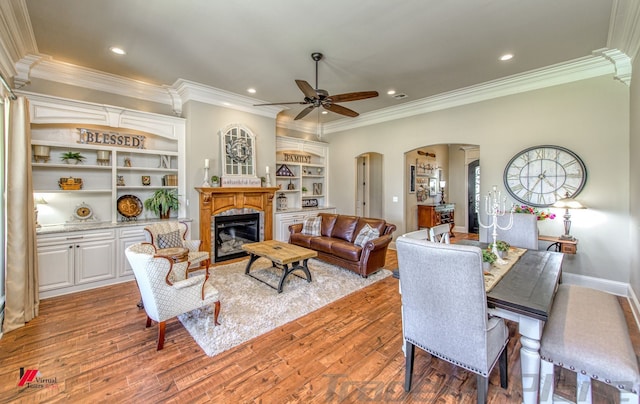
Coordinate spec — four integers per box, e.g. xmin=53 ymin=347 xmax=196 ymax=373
xmin=33 ymin=145 xmax=50 ymax=163
xmin=160 ymin=208 xmax=171 ymax=220
xmin=482 ymin=261 xmax=490 ymax=271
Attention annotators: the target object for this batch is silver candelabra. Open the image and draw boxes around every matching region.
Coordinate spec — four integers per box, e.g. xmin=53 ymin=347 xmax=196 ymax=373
xmin=478 ymin=185 xmax=513 ymax=264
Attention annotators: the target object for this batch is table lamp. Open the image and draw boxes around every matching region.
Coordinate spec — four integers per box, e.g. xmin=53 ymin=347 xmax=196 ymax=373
xmin=439 ymin=181 xmax=446 ymax=204
xmin=552 ymin=192 xmax=585 ymax=241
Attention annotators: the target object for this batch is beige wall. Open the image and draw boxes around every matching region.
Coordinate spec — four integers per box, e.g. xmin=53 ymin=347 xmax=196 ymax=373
xmin=325 ymin=74 xmax=631 ymax=282
xmin=182 ymin=101 xmax=277 ymax=238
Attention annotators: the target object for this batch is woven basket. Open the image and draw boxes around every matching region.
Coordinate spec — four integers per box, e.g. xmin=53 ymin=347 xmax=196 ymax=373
xmin=58 ymin=177 xmax=83 ymax=190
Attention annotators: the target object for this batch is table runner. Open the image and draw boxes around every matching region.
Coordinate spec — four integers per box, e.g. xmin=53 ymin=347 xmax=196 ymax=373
xmin=484 ymin=247 xmax=527 ymax=292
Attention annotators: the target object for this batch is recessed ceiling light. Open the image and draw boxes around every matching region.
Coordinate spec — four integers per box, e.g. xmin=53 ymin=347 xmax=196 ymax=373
xmin=321 ymin=111 xmax=328 ymax=115
xmin=387 ymin=90 xmax=396 ymax=95
xmin=247 ymin=88 xmax=256 ymax=94
xmin=109 ymin=47 xmax=126 ymax=55
xmin=500 ymin=54 xmax=514 ymax=61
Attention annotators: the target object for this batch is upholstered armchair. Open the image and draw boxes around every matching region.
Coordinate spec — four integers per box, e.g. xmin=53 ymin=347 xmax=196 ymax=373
xmin=479 ymin=212 xmax=539 ymax=249
xmin=397 ymin=237 xmax=509 ymax=404
xmin=125 ymin=242 xmax=220 ymax=350
xmin=144 ymin=221 xmax=210 ymax=276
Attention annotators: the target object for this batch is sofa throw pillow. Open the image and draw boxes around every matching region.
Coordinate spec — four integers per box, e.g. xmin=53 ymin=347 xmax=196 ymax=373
xmin=301 ymin=216 xmax=322 ymax=236
xmin=354 ymin=224 xmax=380 ymax=247
xmin=157 ymin=230 xmax=182 ymax=249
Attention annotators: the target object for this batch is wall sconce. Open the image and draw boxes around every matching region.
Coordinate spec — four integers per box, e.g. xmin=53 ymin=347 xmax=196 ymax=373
xmin=552 ymin=192 xmax=586 ymax=241
xmin=439 ymin=181 xmax=446 ymax=204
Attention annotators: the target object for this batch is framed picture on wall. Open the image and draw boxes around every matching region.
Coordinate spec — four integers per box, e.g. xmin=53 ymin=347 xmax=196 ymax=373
xmin=429 ymin=177 xmax=438 ymax=196
xmin=409 ymin=165 xmax=416 ymax=193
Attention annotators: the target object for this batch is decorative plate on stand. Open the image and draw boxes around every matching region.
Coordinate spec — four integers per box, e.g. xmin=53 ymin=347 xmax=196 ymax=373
xmin=117 ymin=195 xmax=143 ymax=219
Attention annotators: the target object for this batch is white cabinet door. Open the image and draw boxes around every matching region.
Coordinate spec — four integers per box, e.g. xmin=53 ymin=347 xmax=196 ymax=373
xmin=75 ymin=239 xmax=116 ymax=284
xmin=119 ymin=237 xmax=146 ymax=276
xmin=275 ymin=213 xmax=305 ymax=242
xmin=37 ymin=244 xmax=74 ymax=291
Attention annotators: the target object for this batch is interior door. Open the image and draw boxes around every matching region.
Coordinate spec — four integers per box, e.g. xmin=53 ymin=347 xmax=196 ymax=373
xmin=468 ymin=159 xmax=480 ymax=234
xmin=355 ymin=155 xmax=369 ymax=217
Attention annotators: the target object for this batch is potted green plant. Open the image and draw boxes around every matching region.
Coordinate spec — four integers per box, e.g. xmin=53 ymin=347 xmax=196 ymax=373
xmin=489 ymin=240 xmax=510 ymax=258
xmin=144 ymin=189 xmax=179 ymax=219
xmin=482 ymin=249 xmax=497 ymax=270
xmin=302 ymin=186 xmax=308 ymax=195
xmin=210 ymin=175 xmax=220 ymax=187
xmin=60 ymin=151 xmax=86 ymax=164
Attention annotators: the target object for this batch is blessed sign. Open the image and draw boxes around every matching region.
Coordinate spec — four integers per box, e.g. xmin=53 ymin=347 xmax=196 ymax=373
xmin=78 ymin=128 xmax=145 ymax=149
xmin=283 ymin=152 xmax=311 ymax=164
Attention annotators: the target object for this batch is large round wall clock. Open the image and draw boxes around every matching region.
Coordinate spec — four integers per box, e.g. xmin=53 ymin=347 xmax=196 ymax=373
xmin=503 ymin=145 xmax=587 ymax=207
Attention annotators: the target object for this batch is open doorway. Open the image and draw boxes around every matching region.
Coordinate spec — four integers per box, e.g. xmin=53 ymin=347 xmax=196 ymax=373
xmin=404 ymin=144 xmax=479 ymax=235
xmin=355 ymin=152 xmax=383 ymax=218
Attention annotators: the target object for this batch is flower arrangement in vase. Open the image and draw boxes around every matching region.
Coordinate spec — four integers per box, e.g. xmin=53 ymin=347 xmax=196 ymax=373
xmin=513 ymin=204 xmax=556 ymax=221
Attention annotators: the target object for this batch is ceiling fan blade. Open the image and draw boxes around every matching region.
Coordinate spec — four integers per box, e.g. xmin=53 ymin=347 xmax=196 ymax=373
xmin=295 ymin=80 xmax=318 ymax=99
xmin=253 ymin=101 xmax=307 ymax=106
xmin=323 ymin=103 xmax=359 ymax=117
xmin=294 ymin=105 xmax=316 ymax=120
xmin=328 ymin=91 xmax=379 ymax=103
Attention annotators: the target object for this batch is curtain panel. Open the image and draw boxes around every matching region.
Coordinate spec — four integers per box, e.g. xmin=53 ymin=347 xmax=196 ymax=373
xmin=2 ymin=96 xmax=39 ymax=335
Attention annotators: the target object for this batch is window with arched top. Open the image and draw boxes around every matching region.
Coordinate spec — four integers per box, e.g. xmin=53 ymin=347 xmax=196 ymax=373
xmin=221 ymin=124 xmax=256 ymax=178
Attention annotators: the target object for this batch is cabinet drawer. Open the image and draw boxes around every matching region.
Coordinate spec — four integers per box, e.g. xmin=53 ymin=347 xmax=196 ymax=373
xmin=38 ymin=229 xmax=116 ymax=246
xmin=119 ymin=227 xmax=146 ymax=239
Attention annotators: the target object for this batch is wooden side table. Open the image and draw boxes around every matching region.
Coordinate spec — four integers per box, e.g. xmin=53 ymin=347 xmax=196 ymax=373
xmin=538 ymin=235 xmax=578 ymax=254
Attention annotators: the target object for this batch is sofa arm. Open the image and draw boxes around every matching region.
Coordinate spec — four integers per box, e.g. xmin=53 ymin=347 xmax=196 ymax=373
xmin=383 ymin=223 xmax=397 ymax=236
xmin=362 ymin=234 xmax=393 ymax=253
xmin=289 ymin=223 xmax=303 ymax=235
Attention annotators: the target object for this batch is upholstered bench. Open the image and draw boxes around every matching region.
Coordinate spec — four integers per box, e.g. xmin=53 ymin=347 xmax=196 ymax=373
xmin=540 ymin=284 xmax=640 ymax=403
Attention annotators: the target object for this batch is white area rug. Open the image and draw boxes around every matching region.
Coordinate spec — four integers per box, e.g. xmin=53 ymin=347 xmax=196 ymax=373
xmin=178 ymin=257 xmax=391 ymax=357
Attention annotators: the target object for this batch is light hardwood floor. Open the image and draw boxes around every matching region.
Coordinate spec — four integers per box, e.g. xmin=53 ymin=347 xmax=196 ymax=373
xmin=0 ymin=233 xmax=637 ymax=403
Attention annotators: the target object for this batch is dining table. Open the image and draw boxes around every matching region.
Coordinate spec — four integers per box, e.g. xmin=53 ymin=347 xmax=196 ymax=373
xmin=458 ymin=240 xmax=564 ymax=404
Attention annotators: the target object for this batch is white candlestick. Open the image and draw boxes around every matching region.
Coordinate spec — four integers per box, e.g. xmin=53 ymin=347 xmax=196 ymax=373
xmin=266 ymin=165 xmax=269 ymax=174
xmin=204 ymin=158 xmax=209 ymax=168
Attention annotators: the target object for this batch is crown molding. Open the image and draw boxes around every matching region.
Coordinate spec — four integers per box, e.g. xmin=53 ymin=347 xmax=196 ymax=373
xmin=172 ymin=79 xmax=283 ymax=119
xmin=608 ymin=0 xmax=640 ymax=61
xmin=11 ymin=49 xmax=624 ymax=134
xmin=594 ymin=48 xmax=632 ymax=85
xmin=322 ymin=53 xmax=618 ymax=134
xmin=276 ymin=117 xmax=319 ymax=135
xmin=0 ymin=0 xmax=37 ymax=78
xmin=16 ymin=53 xmax=179 ymax=111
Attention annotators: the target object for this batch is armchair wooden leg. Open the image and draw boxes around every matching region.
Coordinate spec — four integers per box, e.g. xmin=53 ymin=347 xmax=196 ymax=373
xmin=213 ymin=301 xmax=221 ymax=326
xmin=157 ymin=321 xmax=166 ymax=350
xmin=146 ymin=315 xmax=152 ymax=328
xmin=404 ymin=341 xmax=415 ymax=391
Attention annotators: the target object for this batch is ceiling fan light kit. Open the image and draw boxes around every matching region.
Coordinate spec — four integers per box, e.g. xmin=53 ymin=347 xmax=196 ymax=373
xmin=254 ymin=52 xmax=379 ymax=120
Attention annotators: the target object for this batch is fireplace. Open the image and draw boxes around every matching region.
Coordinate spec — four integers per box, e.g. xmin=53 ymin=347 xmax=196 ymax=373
xmin=214 ymin=213 xmax=260 ymax=262
xmin=197 ymin=187 xmax=278 ymax=262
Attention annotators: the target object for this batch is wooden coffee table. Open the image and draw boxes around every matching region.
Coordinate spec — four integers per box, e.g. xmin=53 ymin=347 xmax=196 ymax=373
xmin=242 ymin=240 xmax=317 ymax=293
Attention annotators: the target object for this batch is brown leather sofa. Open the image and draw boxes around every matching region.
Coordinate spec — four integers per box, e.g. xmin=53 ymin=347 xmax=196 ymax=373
xmin=288 ymin=213 xmax=396 ymax=278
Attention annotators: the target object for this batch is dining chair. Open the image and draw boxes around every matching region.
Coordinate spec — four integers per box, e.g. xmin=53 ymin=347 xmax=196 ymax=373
xmin=144 ymin=221 xmax=210 ymax=276
xmin=479 ymin=212 xmax=539 ymax=250
xmin=397 ymin=237 xmax=509 ymax=404
xmin=125 ymin=242 xmax=220 ymax=350
xmin=428 ymin=223 xmax=451 ymax=243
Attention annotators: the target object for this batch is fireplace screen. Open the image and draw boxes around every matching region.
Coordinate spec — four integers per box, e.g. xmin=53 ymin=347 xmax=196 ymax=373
xmin=214 ymin=213 xmax=260 ymax=262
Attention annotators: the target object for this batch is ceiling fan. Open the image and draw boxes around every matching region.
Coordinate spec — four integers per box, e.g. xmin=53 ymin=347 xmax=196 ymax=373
xmin=254 ymin=52 xmax=379 ymax=120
